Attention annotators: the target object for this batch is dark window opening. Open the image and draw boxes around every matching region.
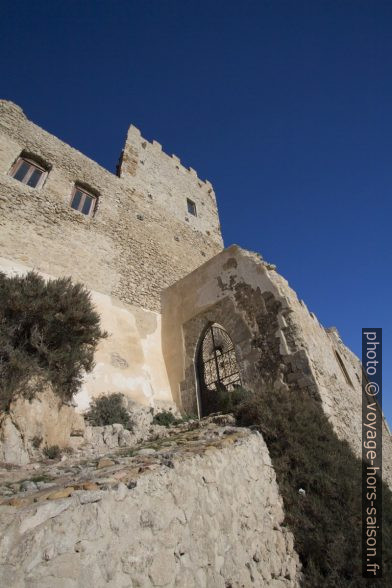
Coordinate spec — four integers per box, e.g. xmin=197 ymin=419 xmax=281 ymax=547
xmin=10 ymin=157 xmax=47 ymax=188
xmin=187 ymin=198 xmax=197 ymax=216
xmin=70 ymin=187 xmax=96 ymax=216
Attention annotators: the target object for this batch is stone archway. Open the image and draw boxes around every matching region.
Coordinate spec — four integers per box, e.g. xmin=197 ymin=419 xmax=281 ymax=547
xmin=196 ymin=323 xmax=241 ymax=417
xmin=177 ymin=297 xmax=257 ymax=417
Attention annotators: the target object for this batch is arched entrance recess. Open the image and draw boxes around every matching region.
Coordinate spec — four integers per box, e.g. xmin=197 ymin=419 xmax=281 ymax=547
xmin=197 ymin=323 xmax=241 ymax=417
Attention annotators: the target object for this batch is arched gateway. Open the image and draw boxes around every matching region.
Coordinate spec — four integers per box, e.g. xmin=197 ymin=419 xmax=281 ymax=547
xmin=196 ymin=323 xmax=241 ymax=417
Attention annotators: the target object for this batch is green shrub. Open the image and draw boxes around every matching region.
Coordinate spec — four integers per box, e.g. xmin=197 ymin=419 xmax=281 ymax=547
xmin=86 ymin=393 xmax=133 ymax=430
xmin=43 ymin=445 xmax=61 ymax=460
xmin=204 ymin=384 xmax=253 ymax=416
xmin=233 ymin=387 xmax=392 ymax=586
xmin=0 ymin=271 xmax=107 ymax=412
xmin=152 ymin=410 xmax=198 ymax=427
xmin=152 ymin=410 xmax=177 ymax=427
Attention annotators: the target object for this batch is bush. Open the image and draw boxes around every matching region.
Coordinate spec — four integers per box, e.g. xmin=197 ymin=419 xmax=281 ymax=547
xmin=232 ymin=387 xmax=392 ymax=586
xmin=86 ymin=393 xmax=133 ymax=430
xmin=43 ymin=445 xmax=61 ymax=460
xmin=0 ymin=271 xmax=107 ymax=412
xmin=152 ymin=410 xmax=198 ymax=427
xmin=152 ymin=410 xmax=177 ymax=427
xmin=204 ymin=384 xmax=254 ymax=416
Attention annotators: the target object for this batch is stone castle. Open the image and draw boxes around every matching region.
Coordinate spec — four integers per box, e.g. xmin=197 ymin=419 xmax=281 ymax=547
xmin=0 ymin=98 xmax=390 ymax=451
xmin=0 ymin=99 xmax=389 ymax=455
xmin=0 ymin=99 xmax=391 ymax=586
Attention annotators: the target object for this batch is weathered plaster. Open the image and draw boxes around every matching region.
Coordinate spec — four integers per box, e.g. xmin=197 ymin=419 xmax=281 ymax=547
xmin=0 ymin=257 xmax=172 ymax=411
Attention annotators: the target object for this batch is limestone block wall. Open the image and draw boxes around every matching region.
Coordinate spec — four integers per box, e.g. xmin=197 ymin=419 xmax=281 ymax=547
xmin=0 ymin=257 xmax=173 ymax=411
xmin=161 ymin=245 xmax=392 ymax=486
xmin=0 ymin=100 xmax=223 ymax=312
xmin=0 ymin=431 xmax=301 ymax=587
xmin=119 ymin=124 xmax=222 ymax=240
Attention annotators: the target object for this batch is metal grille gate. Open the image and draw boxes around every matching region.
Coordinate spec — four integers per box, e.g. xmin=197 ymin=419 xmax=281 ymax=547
xmin=197 ymin=324 xmax=241 ymax=416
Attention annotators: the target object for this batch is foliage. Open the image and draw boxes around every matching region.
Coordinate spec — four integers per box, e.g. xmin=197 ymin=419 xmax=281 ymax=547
xmin=0 ymin=271 xmax=107 ymax=412
xmin=152 ymin=410 xmax=198 ymax=427
xmin=152 ymin=410 xmax=177 ymax=427
xmin=86 ymin=393 xmax=133 ymax=430
xmin=206 ymin=384 xmax=253 ymax=416
xmin=43 ymin=445 xmax=61 ymax=460
xmin=232 ymin=386 xmax=392 ymax=587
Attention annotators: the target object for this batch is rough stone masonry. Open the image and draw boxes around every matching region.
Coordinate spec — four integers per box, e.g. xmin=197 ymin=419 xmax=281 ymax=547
xmin=0 ymin=420 xmax=301 ymax=587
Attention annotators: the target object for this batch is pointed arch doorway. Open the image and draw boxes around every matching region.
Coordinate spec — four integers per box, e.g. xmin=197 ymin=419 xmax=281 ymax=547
xmin=196 ymin=323 xmax=241 ymax=417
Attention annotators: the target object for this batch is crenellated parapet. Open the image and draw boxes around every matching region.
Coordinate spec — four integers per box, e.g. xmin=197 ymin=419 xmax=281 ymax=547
xmin=120 ymin=123 xmax=214 ymax=190
xmin=117 ymin=124 xmax=220 ymax=236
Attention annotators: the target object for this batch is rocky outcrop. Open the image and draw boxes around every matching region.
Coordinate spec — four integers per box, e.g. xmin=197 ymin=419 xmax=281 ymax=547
xmin=0 ymin=386 xmax=85 ymax=465
xmin=0 ymin=417 xmax=29 ymax=466
xmin=0 ymin=389 xmax=182 ymax=465
xmin=81 ymin=400 xmax=179 ymax=455
xmin=0 ymin=422 xmax=301 ymax=587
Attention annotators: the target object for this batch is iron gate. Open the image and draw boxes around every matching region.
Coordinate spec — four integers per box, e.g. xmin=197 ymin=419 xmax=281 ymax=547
xmin=197 ymin=324 xmax=241 ymax=416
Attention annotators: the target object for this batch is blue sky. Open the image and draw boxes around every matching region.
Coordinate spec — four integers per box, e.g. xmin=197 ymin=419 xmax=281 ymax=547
xmin=1 ymin=1 xmax=391 ymax=425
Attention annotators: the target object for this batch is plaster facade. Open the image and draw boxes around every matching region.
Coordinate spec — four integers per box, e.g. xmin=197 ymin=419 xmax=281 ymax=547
xmin=0 ymin=256 xmax=172 ymax=410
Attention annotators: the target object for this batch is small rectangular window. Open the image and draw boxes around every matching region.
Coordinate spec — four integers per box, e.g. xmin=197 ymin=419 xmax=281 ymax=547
xmin=187 ymin=198 xmax=197 ymax=216
xmin=70 ymin=187 xmax=96 ymax=216
xmin=10 ymin=157 xmax=47 ymax=188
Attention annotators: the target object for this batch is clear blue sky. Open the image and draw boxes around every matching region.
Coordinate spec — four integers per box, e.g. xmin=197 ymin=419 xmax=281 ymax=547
xmin=2 ymin=1 xmax=391 ymax=425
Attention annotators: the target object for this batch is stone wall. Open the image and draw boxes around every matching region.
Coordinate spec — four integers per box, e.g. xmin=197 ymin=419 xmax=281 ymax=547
xmin=0 ymin=100 xmax=223 ymax=313
xmin=0 ymin=430 xmax=301 ymax=587
xmin=119 ymin=124 xmax=222 ymax=239
xmin=161 ymin=245 xmax=392 ymax=487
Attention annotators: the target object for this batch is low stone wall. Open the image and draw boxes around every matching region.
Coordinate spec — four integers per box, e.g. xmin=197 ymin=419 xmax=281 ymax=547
xmin=0 ymin=426 xmax=301 ymax=587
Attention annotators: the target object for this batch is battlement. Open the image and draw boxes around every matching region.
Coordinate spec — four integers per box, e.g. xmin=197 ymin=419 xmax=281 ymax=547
xmin=0 ymin=100 xmax=220 ymax=235
xmin=117 ymin=121 xmax=219 ymax=234
xmin=121 ymin=123 xmax=214 ymax=191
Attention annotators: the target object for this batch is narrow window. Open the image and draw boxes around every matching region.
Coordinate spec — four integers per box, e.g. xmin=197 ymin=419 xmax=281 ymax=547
xmin=335 ymin=351 xmax=353 ymax=387
xmin=187 ymin=198 xmax=197 ymax=216
xmin=9 ymin=157 xmax=47 ymax=188
xmin=70 ymin=187 xmax=97 ymax=216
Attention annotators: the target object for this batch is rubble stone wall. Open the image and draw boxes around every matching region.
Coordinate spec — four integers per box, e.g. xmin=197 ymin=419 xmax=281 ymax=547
xmin=0 ymin=100 xmax=223 ymax=313
xmin=0 ymin=431 xmax=301 ymax=587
